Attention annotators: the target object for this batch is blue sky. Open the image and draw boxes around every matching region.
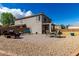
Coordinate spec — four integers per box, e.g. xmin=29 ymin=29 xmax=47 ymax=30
xmin=1 ymin=3 xmax=79 ymax=25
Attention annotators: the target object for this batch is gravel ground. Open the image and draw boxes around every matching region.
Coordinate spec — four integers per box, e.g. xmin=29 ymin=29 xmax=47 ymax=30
xmin=0 ymin=34 xmax=79 ymax=56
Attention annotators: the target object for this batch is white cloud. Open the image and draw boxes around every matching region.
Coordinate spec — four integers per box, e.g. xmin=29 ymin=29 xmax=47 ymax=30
xmin=24 ymin=10 xmax=33 ymax=16
xmin=0 ymin=4 xmax=33 ymax=19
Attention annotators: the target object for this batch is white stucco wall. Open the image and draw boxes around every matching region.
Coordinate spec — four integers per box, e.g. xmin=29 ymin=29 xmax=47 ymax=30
xmin=15 ymin=15 xmax=42 ymax=34
xmin=68 ymin=26 xmax=79 ymax=29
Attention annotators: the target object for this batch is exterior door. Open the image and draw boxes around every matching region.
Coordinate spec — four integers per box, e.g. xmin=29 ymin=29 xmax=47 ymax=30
xmin=42 ymin=24 xmax=49 ymax=34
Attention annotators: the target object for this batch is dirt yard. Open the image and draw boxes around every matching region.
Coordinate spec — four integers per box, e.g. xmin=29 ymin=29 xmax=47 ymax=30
xmin=0 ymin=34 xmax=79 ymax=56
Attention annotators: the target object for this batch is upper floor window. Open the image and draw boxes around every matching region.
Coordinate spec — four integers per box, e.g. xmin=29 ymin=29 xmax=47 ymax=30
xmin=43 ymin=17 xmax=51 ymax=23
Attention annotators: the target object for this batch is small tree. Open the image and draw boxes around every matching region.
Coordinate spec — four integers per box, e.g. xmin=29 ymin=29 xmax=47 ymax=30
xmin=60 ymin=24 xmax=65 ymax=29
xmin=1 ymin=12 xmax=15 ymax=26
xmin=66 ymin=24 xmax=70 ymax=29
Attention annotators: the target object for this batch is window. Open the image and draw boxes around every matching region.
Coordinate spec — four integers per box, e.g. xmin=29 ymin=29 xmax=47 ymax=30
xmin=38 ymin=16 xmax=40 ymax=21
xmin=43 ymin=17 xmax=47 ymax=23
